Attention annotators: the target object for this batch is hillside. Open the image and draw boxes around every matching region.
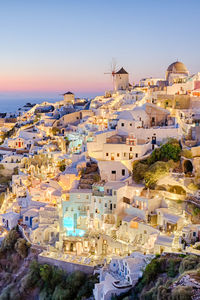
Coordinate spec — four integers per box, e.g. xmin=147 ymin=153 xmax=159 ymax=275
xmin=113 ymin=253 xmax=200 ymax=300
xmin=0 ymin=227 xmax=98 ymax=300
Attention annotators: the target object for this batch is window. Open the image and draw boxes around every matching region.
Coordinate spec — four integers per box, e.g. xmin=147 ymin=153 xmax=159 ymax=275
xmin=130 ymin=123 xmax=132 ymax=126
xmin=106 ymin=153 xmax=109 ymax=156
xmin=25 ymin=216 xmax=28 ymax=221
xmin=193 ymin=232 xmax=196 ymax=237
xmin=94 ymin=198 xmax=96 ymax=202
xmin=105 ymin=203 xmax=107 ymax=207
xmin=86 ymin=195 xmax=89 ymax=200
xmin=114 ymin=204 xmax=116 ymax=209
xmin=124 ymin=153 xmax=126 ymax=157
xmin=117 ymin=153 xmax=120 ymax=157
xmin=112 ymin=170 xmax=116 ymax=174
xmin=77 ymin=194 xmax=80 ymax=199
xmin=99 ymin=199 xmax=101 ymax=204
xmin=65 ymin=207 xmax=68 ymax=211
xmin=121 ymin=123 xmax=124 ymax=127
xmin=135 ymin=153 xmax=138 ymax=158
xmin=122 ymin=169 xmax=125 ymax=176
xmin=130 ymin=147 xmax=132 ymax=151
xmin=113 ymin=191 xmax=116 ymax=196
xmin=144 ymin=230 xmax=147 ymax=234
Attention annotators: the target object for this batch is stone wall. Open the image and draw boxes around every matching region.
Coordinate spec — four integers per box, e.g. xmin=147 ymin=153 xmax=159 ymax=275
xmin=38 ymin=254 xmax=94 ymax=274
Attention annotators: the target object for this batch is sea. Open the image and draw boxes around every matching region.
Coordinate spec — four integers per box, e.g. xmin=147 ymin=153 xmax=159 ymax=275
xmin=0 ymin=98 xmax=60 ymax=114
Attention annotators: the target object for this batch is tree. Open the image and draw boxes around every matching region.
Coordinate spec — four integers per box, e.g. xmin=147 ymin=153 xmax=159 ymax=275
xmin=144 ymin=161 xmax=171 ymax=188
xmin=148 ymin=140 xmax=181 ymax=164
xmin=132 ymin=161 xmax=149 ymax=183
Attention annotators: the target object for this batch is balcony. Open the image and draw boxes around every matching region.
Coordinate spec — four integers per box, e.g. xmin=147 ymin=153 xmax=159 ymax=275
xmin=92 ymin=191 xmax=104 ymax=197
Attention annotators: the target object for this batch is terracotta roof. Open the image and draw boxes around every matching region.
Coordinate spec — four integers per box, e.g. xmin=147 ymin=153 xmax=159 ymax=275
xmin=116 ymin=67 xmax=128 ymax=74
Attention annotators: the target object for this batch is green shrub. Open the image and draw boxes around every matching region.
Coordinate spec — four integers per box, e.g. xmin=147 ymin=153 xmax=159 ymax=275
xmin=167 ymin=258 xmax=181 ymax=278
xmin=142 ymin=259 xmax=161 ymax=284
xmin=132 ymin=161 xmax=148 ymax=183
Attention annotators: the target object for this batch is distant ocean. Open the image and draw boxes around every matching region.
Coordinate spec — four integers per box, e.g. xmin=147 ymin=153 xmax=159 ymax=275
xmin=0 ymin=98 xmax=60 ymax=113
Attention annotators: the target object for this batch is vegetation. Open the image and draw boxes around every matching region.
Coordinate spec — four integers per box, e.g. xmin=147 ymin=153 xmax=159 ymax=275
xmin=181 ymin=149 xmax=193 ymax=159
xmin=58 ymin=159 xmax=66 ymax=172
xmin=144 ymin=161 xmax=174 ymax=189
xmin=0 ymin=229 xmax=98 ymax=299
xmin=168 ymin=185 xmax=186 ymax=195
xmin=132 ymin=139 xmax=181 ymax=188
xmin=23 ymin=260 xmax=98 ymax=300
xmin=118 ymin=254 xmax=200 ymax=300
xmin=51 ymin=127 xmax=61 ymax=136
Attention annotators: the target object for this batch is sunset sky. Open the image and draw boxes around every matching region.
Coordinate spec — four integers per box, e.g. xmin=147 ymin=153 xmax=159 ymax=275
xmin=0 ymin=0 xmax=200 ymax=101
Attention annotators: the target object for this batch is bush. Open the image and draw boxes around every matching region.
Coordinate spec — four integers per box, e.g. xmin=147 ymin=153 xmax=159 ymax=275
xmin=14 ymin=238 xmax=30 ymax=258
xmin=181 ymin=149 xmax=193 ymax=159
xmin=171 ymin=286 xmax=193 ymax=300
xmin=179 ymin=255 xmax=200 ymax=273
xmin=0 ymin=228 xmax=20 ymax=253
xmin=168 ymin=185 xmax=186 ymax=195
xmin=132 ymin=161 xmax=149 ymax=183
xmin=59 ymin=164 xmax=66 ymax=172
xmin=167 ymin=258 xmax=181 ymax=278
xmin=142 ymin=259 xmax=161 ymax=284
xmin=148 ymin=139 xmax=181 ymax=165
xmin=144 ymin=161 xmax=170 ymax=188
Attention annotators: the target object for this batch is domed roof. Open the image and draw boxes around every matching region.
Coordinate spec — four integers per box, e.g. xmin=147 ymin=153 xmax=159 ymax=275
xmin=167 ymin=61 xmax=188 ymax=73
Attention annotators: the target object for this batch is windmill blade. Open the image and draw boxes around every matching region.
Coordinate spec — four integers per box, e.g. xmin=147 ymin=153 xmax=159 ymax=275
xmin=110 ymin=58 xmax=118 ymax=75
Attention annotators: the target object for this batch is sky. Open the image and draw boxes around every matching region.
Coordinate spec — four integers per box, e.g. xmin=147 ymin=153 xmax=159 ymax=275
xmin=0 ymin=0 xmax=200 ymax=103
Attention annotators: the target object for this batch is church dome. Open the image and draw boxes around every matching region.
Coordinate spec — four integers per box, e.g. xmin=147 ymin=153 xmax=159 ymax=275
xmin=167 ymin=61 xmax=188 ymax=74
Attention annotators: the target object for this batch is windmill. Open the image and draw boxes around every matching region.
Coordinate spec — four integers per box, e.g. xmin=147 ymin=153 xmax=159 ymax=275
xmin=104 ymin=59 xmax=119 ymax=91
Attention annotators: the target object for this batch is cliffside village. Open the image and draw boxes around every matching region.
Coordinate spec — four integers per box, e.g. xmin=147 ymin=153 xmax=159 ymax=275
xmin=0 ymin=62 xmax=200 ymax=299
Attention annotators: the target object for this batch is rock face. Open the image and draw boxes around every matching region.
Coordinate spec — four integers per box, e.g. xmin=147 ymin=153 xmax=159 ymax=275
xmin=79 ymin=162 xmax=100 ymax=189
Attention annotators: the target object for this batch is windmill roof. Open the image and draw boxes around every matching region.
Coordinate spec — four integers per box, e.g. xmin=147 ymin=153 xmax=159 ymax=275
xmin=63 ymin=91 xmax=74 ymax=95
xmin=116 ymin=67 xmax=128 ymax=74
